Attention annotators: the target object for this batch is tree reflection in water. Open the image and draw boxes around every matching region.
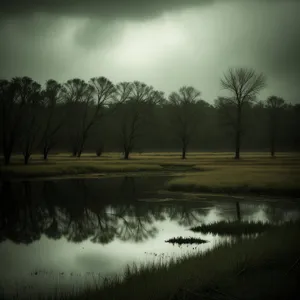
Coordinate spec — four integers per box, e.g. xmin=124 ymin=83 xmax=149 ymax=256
xmin=1 ymin=178 xmax=295 ymax=246
xmin=0 ymin=178 xmax=207 ymax=245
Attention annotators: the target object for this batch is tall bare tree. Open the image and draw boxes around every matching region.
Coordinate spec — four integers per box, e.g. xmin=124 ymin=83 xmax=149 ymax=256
xmin=168 ymin=86 xmax=202 ymax=159
xmin=119 ymin=81 xmax=164 ymax=159
xmin=220 ymin=67 xmax=266 ymax=159
xmin=0 ymin=79 xmax=18 ymax=165
xmin=86 ymin=77 xmax=132 ymax=156
xmin=266 ymin=95 xmax=286 ymax=157
xmin=72 ymin=77 xmax=116 ymax=157
xmin=40 ymin=79 xmax=64 ymax=160
xmin=0 ymin=77 xmax=42 ymax=164
xmin=16 ymin=78 xmax=42 ymax=164
xmin=61 ymin=78 xmax=95 ymax=157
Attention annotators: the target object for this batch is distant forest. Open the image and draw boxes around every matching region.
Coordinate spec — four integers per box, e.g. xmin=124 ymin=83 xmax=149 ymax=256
xmin=1 ymin=68 xmax=300 ymax=164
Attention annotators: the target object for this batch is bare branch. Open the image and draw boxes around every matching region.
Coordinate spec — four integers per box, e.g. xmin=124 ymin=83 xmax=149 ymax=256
xmin=89 ymin=77 xmax=115 ymax=106
xmin=220 ymin=67 xmax=266 ymax=106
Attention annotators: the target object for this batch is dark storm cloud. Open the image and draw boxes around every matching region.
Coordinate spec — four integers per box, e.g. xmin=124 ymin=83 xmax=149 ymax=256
xmin=0 ymin=0 xmax=299 ymax=102
xmin=233 ymin=1 xmax=300 ymax=100
xmin=74 ymin=19 xmax=124 ymax=50
xmin=1 ymin=0 xmax=212 ymax=20
xmin=1 ymin=0 xmax=295 ymax=19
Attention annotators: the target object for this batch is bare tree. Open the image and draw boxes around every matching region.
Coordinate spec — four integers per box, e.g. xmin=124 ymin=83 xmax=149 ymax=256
xmin=0 ymin=79 xmax=19 ymax=165
xmin=266 ymin=95 xmax=286 ymax=157
xmin=87 ymin=79 xmax=135 ymax=158
xmin=168 ymin=86 xmax=202 ymax=159
xmin=71 ymin=77 xmax=116 ymax=157
xmin=119 ymin=81 xmax=164 ymax=159
xmin=14 ymin=77 xmax=43 ymax=164
xmin=61 ymin=78 xmax=95 ymax=157
xmin=220 ymin=67 xmax=266 ymax=159
xmin=40 ymin=79 xmax=64 ymax=160
xmin=0 ymin=77 xmax=42 ymax=164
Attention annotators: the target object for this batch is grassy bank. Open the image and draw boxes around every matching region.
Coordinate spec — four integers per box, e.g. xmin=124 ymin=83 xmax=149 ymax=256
xmin=0 ymin=162 xmax=163 ymax=179
xmin=54 ymin=221 xmax=300 ymax=300
xmin=1 ymin=153 xmax=299 ymax=199
xmin=190 ymin=220 xmax=275 ymax=236
xmin=166 ymin=164 xmax=300 ymax=198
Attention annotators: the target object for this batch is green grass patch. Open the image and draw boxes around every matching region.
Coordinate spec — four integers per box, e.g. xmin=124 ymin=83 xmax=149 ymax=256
xmin=165 ymin=236 xmax=208 ymax=245
xmin=190 ymin=220 xmax=275 ymax=236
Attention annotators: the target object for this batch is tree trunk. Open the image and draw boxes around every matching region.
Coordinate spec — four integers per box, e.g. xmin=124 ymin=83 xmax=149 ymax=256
xmin=235 ymin=131 xmax=241 ymax=159
xmin=96 ymin=145 xmax=104 ymax=157
xmin=181 ymin=146 xmax=186 ymax=159
xmin=77 ymin=133 xmax=88 ymax=158
xmin=234 ymin=106 xmax=242 ymax=160
xmin=270 ymin=136 xmax=275 ymax=158
xmin=270 ymin=124 xmax=276 ymax=158
xmin=4 ymin=149 xmax=11 ymax=165
xmin=77 ymin=149 xmax=83 ymax=158
xmin=124 ymin=149 xmax=130 ymax=160
xmin=72 ymin=146 xmax=78 ymax=157
xmin=43 ymin=146 xmax=49 ymax=160
xmin=3 ymin=141 xmax=13 ymax=165
xmin=24 ymin=152 xmax=30 ymax=165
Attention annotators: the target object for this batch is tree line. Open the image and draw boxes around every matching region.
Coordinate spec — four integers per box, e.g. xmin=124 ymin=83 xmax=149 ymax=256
xmin=0 ymin=67 xmax=299 ymax=165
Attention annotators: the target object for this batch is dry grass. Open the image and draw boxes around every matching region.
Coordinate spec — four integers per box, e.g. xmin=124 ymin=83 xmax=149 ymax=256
xmin=166 ymin=163 xmax=300 ymax=197
xmin=47 ymin=221 xmax=300 ymax=300
xmin=1 ymin=152 xmax=299 ymax=198
xmin=0 ymin=161 xmax=162 ymax=179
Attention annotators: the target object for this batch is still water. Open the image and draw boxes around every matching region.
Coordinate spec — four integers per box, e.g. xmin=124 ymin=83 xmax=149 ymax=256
xmin=0 ymin=176 xmax=299 ymax=299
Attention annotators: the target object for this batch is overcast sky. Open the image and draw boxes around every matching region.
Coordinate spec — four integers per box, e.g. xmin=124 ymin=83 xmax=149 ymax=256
xmin=0 ymin=0 xmax=299 ymax=103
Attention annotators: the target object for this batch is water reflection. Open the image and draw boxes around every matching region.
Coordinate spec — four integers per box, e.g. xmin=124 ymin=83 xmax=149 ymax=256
xmin=0 ymin=177 xmax=299 ymax=299
xmin=0 ymin=179 xmax=209 ymax=245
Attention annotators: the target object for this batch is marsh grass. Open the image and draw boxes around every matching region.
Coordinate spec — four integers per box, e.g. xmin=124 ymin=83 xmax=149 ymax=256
xmin=37 ymin=221 xmax=300 ymax=300
xmin=190 ymin=220 xmax=275 ymax=236
xmin=165 ymin=236 xmax=208 ymax=244
xmin=1 ymin=152 xmax=299 ymax=198
xmin=166 ymin=164 xmax=300 ymax=197
xmin=0 ymin=162 xmax=163 ymax=179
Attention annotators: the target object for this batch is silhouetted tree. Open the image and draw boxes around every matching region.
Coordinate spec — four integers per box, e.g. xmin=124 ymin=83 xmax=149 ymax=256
xmin=61 ymin=78 xmax=94 ymax=156
xmin=74 ymin=77 xmax=116 ymax=157
xmin=119 ymin=82 xmax=164 ymax=159
xmin=40 ymin=79 xmax=64 ymax=160
xmin=3 ymin=72 xmax=300 ymax=161
xmin=0 ymin=78 xmax=30 ymax=164
xmin=220 ymin=68 xmax=266 ymax=159
xmin=168 ymin=86 xmax=202 ymax=159
xmin=14 ymin=77 xmax=42 ymax=164
xmin=266 ymin=95 xmax=286 ymax=157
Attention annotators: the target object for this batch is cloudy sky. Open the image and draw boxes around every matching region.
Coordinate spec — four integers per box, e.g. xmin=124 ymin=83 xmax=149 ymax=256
xmin=0 ymin=0 xmax=299 ymax=103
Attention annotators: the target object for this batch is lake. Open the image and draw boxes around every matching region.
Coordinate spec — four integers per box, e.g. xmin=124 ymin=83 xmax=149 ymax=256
xmin=0 ymin=176 xmax=299 ymax=299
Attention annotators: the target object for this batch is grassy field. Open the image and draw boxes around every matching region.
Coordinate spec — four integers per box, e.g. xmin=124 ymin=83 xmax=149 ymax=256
xmin=166 ymin=164 xmax=300 ymax=197
xmin=51 ymin=220 xmax=300 ymax=300
xmin=1 ymin=152 xmax=299 ymax=197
